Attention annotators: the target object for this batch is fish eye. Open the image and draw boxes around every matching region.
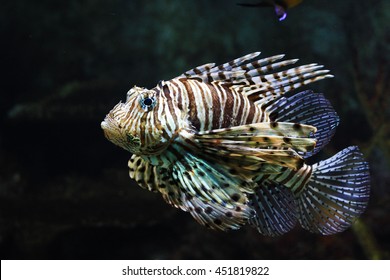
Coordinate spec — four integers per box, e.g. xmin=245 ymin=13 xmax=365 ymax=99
xmin=143 ymin=97 xmax=153 ymax=106
xmin=139 ymin=95 xmax=156 ymax=112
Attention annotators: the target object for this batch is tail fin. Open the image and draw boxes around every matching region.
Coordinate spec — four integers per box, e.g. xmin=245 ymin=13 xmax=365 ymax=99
xmin=297 ymin=146 xmax=370 ymax=235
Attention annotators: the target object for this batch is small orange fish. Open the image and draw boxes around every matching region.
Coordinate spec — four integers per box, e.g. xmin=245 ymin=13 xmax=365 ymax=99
xmin=237 ymin=0 xmax=303 ymax=21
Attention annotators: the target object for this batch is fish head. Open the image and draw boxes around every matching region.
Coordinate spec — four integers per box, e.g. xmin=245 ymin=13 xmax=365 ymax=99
xmin=101 ymin=86 xmax=174 ymax=156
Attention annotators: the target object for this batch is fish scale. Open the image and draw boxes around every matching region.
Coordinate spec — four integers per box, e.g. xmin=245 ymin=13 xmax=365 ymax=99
xmin=102 ymin=52 xmax=370 ymax=236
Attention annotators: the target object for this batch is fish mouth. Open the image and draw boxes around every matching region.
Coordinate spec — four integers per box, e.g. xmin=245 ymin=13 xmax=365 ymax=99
xmin=100 ymin=117 xmax=110 ymax=132
xmin=101 ymin=116 xmax=118 ymax=142
xmin=100 ymin=119 xmax=112 ymax=141
xmin=100 ymin=120 xmax=108 ymax=130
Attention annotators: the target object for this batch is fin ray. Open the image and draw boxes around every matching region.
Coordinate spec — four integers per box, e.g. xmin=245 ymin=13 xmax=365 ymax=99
xmin=187 ymin=123 xmax=317 ymax=170
xmin=296 ymin=146 xmax=370 ymax=235
xmin=249 ymin=180 xmax=298 ymax=236
xmin=171 ymin=151 xmax=255 ymax=230
xmin=177 ymin=52 xmax=332 ymax=103
xmin=128 ymin=155 xmax=183 ymax=208
xmin=266 ymin=90 xmax=340 ymax=157
xmin=196 ymin=122 xmax=316 ymax=138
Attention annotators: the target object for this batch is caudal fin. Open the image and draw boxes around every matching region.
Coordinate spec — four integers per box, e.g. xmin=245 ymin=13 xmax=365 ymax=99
xmin=297 ymin=146 xmax=370 ymax=235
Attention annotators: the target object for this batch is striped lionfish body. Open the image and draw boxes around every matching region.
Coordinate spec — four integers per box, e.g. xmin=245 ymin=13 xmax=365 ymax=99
xmin=101 ymin=52 xmax=370 ymax=236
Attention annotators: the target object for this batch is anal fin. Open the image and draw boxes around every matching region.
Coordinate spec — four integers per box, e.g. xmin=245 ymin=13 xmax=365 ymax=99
xmin=249 ymin=180 xmax=298 ymax=236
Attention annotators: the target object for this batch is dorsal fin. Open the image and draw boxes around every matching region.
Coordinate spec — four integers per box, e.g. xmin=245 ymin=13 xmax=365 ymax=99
xmin=179 ymin=52 xmax=261 ymax=78
xmin=232 ymin=63 xmax=332 ymax=104
xmin=175 ymin=52 xmax=333 ymax=104
xmin=265 ymin=90 xmax=340 ymax=157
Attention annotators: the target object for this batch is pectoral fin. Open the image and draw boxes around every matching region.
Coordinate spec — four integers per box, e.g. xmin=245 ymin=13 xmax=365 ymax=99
xmin=181 ymin=122 xmax=316 ymax=171
xmin=171 ymin=151 xmax=255 ymax=230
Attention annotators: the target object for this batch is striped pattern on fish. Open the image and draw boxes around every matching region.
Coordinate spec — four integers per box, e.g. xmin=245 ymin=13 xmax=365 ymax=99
xmin=102 ymin=52 xmax=370 ymax=236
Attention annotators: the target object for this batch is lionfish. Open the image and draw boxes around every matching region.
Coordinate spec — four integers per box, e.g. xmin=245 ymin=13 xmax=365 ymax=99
xmin=101 ymin=52 xmax=370 ymax=236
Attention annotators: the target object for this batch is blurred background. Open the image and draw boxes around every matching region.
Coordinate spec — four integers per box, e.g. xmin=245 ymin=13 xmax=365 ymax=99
xmin=0 ymin=0 xmax=389 ymax=259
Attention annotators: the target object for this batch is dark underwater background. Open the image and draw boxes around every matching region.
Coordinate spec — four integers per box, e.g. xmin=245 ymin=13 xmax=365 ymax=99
xmin=1 ymin=0 xmax=389 ymax=259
